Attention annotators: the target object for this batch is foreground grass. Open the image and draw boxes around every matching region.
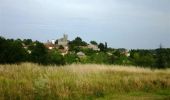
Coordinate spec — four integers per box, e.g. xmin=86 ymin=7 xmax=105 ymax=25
xmin=0 ymin=63 xmax=170 ymax=100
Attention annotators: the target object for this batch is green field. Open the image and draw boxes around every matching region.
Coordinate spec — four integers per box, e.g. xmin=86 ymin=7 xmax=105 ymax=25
xmin=0 ymin=63 xmax=170 ymax=100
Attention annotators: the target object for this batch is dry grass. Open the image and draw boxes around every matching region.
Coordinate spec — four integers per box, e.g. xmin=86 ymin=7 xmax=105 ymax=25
xmin=0 ymin=63 xmax=170 ymax=100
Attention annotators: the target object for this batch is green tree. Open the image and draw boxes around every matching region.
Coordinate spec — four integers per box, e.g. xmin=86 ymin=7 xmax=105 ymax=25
xmin=71 ymin=37 xmax=87 ymax=46
xmin=98 ymin=43 xmax=105 ymax=52
xmin=90 ymin=41 xmax=98 ymax=45
xmin=48 ymin=50 xmax=65 ymax=65
xmin=130 ymin=50 xmax=155 ymax=67
xmin=0 ymin=37 xmax=27 ymax=64
xmin=58 ymin=45 xmax=64 ymax=49
xmin=30 ymin=42 xmax=48 ymax=64
xmin=155 ymin=45 xmax=167 ymax=69
xmin=23 ymin=39 xmax=33 ymax=45
xmin=69 ymin=37 xmax=87 ymax=51
xmin=91 ymin=52 xmax=109 ymax=64
xmin=105 ymin=42 xmax=108 ymax=51
xmin=82 ymin=48 xmax=96 ymax=56
xmin=64 ymin=53 xmax=79 ymax=64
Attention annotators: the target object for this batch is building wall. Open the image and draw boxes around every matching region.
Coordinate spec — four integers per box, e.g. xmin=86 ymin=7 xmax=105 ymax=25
xmin=58 ymin=34 xmax=68 ymax=46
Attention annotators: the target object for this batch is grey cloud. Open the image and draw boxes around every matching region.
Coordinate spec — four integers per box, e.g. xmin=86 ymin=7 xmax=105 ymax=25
xmin=0 ymin=0 xmax=170 ymax=49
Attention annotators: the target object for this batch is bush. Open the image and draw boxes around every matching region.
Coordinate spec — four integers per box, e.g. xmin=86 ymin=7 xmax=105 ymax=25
xmin=48 ymin=50 xmax=65 ymax=65
xmin=0 ymin=37 xmax=27 ymax=64
xmin=64 ymin=53 xmax=79 ymax=64
xmin=30 ymin=42 xmax=48 ymax=64
xmin=90 ymin=52 xmax=110 ymax=64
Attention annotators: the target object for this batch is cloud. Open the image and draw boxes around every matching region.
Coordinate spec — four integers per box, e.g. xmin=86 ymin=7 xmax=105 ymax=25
xmin=0 ymin=0 xmax=170 ymax=49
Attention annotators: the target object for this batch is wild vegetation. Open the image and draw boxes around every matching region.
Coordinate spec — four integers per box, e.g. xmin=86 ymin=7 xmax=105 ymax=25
xmin=0 ymin=63 xmax=170 ymax=100
xmin=0 ymin=36 xmax=170 ymax=99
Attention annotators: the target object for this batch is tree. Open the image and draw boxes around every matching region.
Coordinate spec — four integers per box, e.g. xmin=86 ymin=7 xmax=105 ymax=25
xmin=75 ymin=37 xmax=82 ymax=42
xmin=23 ymin=39 xmax=32 ymax=45
xmin=130 ymin=49 xmax=155 ymax=67
xmin=105 ymin=42 xmax=107 ymax=50
xmin=155 ymin=44 xmax=167 ymax=69
xmin=69 ymin=37 xmax=87 ymax=51
xmin=70 ymin=37 xmax=87 ymax=46
xmin=58 ymin=45 xmax=64 ymax=49
xmin=55 ymin=40 xmax=58 ymax=45
xmin=30 ymin=42 xmax=48 ymax=64
xmin=48 ymin=50 xmax=65 ymax=65
xmin=90 ymin=52 xmax=109 ymax=64
xmin=82 ymin=48 xmax=96 ymax=56
xmin=0 ymin=36 xmax=6 ymax=54
xmin=64 ymin=53 xmax=79 ymax=64
xmin=0 ymin=37 xmax=27 ymax=64
xmin=0 ymin=37 xmax=8 ymax=63
xmin=98 ymin=43 xmax=105 ymax=52
xmin=90 ymin=41 xmax=98 ymax=45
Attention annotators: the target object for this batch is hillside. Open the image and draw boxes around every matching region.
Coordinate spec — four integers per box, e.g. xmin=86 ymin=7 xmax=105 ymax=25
xmin=0 ymin=63 xmax=170 ymax=100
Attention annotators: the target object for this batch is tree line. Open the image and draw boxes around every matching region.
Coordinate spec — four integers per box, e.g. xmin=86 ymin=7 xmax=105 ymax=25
xmin=0 ymin=36 xmax=170 ymax=69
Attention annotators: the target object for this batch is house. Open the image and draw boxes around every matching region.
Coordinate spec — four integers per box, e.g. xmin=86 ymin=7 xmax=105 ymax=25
xmin=59 ymin=49 xmax=68 ymax=56
xmin=45 ymin=34 xmax=69 ymax=50
xmin=77 ymin=51 xmax=86 ymax=57
xmin=44 ymin=41 xmax=56 ymax=50
xmin=118 ymin=48 xmax=130 ymax=57
xmin=88 ymin=44 xmax=100 ymax=51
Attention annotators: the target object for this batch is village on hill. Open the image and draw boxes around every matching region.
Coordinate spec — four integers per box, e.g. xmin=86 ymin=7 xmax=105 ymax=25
xmin=44 ymin=34 xmax=129 ymax=57
xmin=0 ymin=35 xmax=170 ymax=69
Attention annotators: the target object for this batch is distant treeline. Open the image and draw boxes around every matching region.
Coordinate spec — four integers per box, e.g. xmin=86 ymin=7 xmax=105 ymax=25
xmin=0 ymin=36 xmax=170 ymax=69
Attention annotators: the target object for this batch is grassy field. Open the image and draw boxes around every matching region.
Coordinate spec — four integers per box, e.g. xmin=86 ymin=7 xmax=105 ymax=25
xmin=0 ymin=63 xmax=170 ymax=100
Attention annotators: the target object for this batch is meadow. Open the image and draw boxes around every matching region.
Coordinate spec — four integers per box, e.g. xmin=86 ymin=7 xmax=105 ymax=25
xmin=0 ymin=63 xmax=170 ymax=100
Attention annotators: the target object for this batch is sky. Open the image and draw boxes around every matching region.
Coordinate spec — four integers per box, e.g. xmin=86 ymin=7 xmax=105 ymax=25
xmin=0 ymin=0 xmax=170 ymax=49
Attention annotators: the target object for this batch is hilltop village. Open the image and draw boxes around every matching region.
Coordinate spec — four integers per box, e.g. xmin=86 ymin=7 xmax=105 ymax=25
xmin=44 ymin=34 xmax=129 ymax=57
xmin=1 ymin=35 xmax=170 ymax=68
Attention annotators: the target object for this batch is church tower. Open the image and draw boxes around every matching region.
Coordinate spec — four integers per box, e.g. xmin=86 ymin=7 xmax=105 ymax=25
xmin=63 ymin=34 xmax=68 ymax=41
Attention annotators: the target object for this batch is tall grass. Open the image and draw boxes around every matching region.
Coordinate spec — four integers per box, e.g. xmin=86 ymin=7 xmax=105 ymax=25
xmin=0 ymin=63 xmax=170 ymax=100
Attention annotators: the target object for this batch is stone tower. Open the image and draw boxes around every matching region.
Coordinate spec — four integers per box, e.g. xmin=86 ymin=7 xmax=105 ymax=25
xmin=58 ymin=34 xmax=68 ymax=46
xmin=63 ymin=34 xmax=68 ymax=41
